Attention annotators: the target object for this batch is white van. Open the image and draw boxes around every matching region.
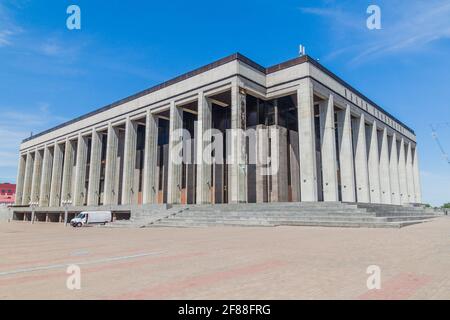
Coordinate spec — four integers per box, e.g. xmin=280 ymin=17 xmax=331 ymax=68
xmin=70 ymin=211 xmax=112 ymax=227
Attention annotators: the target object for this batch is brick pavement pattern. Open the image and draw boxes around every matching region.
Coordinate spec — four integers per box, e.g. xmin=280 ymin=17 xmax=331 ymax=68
xmin=0 ymin=217 xmax=449 ymax=299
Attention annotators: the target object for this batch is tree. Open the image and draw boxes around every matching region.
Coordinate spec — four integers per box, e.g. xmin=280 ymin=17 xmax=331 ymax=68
xmin=442 ymin=203 xmax=450 ymax=209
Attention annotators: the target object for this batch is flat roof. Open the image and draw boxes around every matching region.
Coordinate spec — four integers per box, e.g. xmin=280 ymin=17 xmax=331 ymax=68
xmin=22 ymin=53 xmax=414 ymax=143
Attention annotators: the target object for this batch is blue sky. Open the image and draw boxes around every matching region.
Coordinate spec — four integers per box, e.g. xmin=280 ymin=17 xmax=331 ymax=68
xmin=0 ymin=0 xmax=449 ymax=206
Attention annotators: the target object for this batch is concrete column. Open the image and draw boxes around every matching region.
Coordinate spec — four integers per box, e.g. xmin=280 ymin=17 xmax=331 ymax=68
xmin=256 ymin=125 xmax=269 ymax=203
xmin=367 ymin=121 xmax=381 ymax=203
xmin=398 ymin=138 xmax=408 ymax=204
xmin=337 ymin=105 xmax=356 ymax=202
xmin=289 ymin=130 xmax=301 ymax=202
xmin=167 ymin=101 xmax=183 ymax=204
xmin=229 ymin=84 xmax=247 ymax=203
xmin=15 ymin=154 xmax=26 ymax=205
xmin=406 ymin=141 xmax=416 ymax=203
xmin=389 ymin=133 xmax=401 ymax=205
xmin=73 ymin=134 xmax=88 ymax=206
xmin=413 ymin=146 xmax=422 ymax=204
xmin=379 ymin=127 xmax=392 ymax=204
xmin=30 ymin=149 xmax=43 ymax=204
xmin=159 ymin=144 xmax=169 ymax=203
xmin=39 ymin=146 xmax=53 ymax=207
xmin=22 ymin=152 xmax=34 ymax=205
xmin=186 ymin=134 xmax=197 ymax=204
xmin=122 ymin=117 xmax=138 ymax=205
xmin=143 ymin=111 xmax=159 ymax=204
xmin=103 ymin=123 xmax=119 ymax=205
xmin=319 ymin=94 xmax=339 ymax=202
xmin=352 ymin=114 xmax=370 ymax=203
xmin=87 ymin=129 xmax=102 ymax=206
xmin=196 ymin=92 xmax=212 ymax=204
xmin=270 ymin=125 xmax=289 ymax=202
xmin=61 ymin=138 xmax=75 ymax=203
xmin=116 ymin=130 xmax=125 ymax=204
xmin=297 ymin=78 xmax=318 ymax=201
xmin=49 ymin=143 xmax=64 ymax=207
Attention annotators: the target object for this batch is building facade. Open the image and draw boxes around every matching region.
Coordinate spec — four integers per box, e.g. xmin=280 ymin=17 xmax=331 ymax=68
xmin=0 ymin=183 xmax=16 ymax=205
xmin=14 ymin=54 xmax=422 ymax=211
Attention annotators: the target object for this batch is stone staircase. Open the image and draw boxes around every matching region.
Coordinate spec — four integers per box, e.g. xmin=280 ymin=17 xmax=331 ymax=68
xmin=103 ymin=204 xmax=183 ymax=228
xmin=146 ymin=202 xmax=439 ymax=229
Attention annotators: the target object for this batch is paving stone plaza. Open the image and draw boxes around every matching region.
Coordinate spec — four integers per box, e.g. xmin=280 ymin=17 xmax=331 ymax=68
xmin=1 ymin=218 xmax=449 ymax=299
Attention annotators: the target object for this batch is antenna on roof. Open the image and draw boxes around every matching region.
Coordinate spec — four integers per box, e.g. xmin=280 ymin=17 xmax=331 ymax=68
xmin=299 ymin=45 xmax=306 ymax=57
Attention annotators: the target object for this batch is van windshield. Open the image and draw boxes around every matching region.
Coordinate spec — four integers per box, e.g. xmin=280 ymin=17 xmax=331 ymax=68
xmin=76 ymin=213 xmax=85 ymax=219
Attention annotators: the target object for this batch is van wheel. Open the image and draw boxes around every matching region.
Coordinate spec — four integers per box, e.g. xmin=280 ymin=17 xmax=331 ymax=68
xmin=76 ymin=222 xmax=82 ymax=228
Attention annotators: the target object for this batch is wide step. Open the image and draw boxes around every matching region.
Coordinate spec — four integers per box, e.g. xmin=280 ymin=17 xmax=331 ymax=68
xmin=147 ymin=203 xmax=438 ymax=229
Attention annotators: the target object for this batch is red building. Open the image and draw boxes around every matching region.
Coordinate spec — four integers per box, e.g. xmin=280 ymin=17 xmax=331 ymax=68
xmin=0 ymin=183 xmax=16 ymax=205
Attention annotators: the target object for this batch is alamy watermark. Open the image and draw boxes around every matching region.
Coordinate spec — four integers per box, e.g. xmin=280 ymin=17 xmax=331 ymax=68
xmin=367 ymin=5 xmax=382 ymax=30
xmin=169 ymin=127 xmax=280 ymax=176
xmin=366 ymin=265 xmax=381 ymax=290
xmin=66 ymin=5 xmax=81 ymax=30
xmin=66 ymin=264 xmax=81 ymax=290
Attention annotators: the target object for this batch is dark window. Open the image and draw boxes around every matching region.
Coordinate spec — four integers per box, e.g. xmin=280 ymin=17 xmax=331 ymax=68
xmin=263 ymin=100 xmax=275 ymax=126
xmin=157 ymin=119 xmax=170 ymax=146
xmin=277 ymin=95 xmax=297 ymax=131
xmin=246 ymin=95 xmax=258 ymax=127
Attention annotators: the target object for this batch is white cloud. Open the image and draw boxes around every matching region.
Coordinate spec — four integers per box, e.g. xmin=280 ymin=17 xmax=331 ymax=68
xmin=40 ymin=42 xmax=64 ymax=56
xmin=0 ymin=2 xmax=23 ymax=47
xmin=300 ymin=0 xmax=450 ymax=64
xmin=0 ymin=30 xmax=13 ymax=46
xmin=0 ymin=1 xmax=84 ymax=61
xmin=299 ymin=6 xmax=363 ymax=30
xmin=0 ymin=104 xmax=68 ymax=182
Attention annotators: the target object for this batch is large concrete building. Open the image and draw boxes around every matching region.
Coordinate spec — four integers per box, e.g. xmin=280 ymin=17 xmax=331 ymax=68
xmin=13 ymin=53 xmax=422 ymax=218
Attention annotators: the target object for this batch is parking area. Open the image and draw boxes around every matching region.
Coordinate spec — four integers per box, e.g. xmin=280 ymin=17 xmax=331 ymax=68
xmin=1 ymin=217 xmax=449 ymax=299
